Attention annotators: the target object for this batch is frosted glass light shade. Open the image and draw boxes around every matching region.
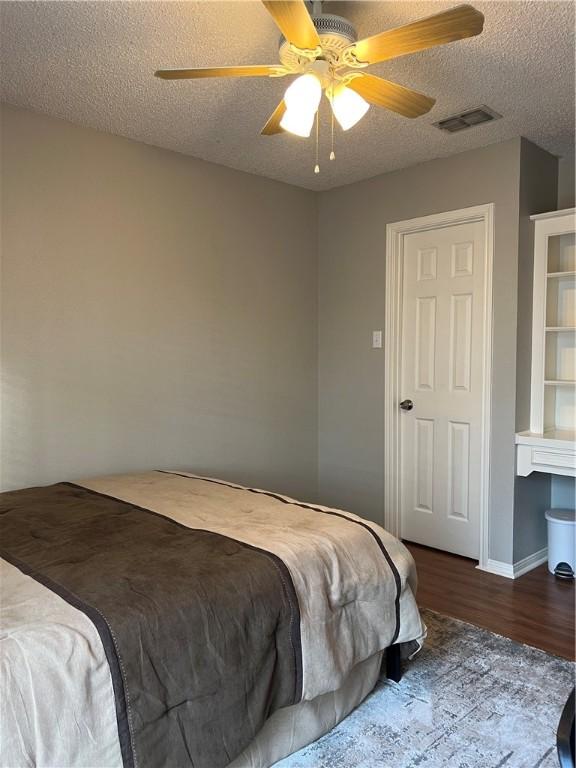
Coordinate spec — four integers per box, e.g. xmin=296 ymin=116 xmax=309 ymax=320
xmin=280 ymin=74 xmax=322 ymax=138
xmin=280 ymin=108 xmax=316 ymax=138
xmin=284 ymin=73 xmax=322 ymax=112
xmin=330 ymin=85 xmax=370 ymax=131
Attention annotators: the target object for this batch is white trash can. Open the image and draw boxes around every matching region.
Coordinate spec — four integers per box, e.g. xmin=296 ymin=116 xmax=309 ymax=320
xmin=545 ymin=508 xmax=576 ymax=578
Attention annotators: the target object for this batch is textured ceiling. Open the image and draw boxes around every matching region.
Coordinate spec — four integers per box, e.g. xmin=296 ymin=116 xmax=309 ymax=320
xmin=1 ymin=1 xmax=574 ymax=191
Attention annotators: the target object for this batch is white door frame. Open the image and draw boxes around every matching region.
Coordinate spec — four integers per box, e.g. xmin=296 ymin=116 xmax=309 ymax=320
xmin=384 ymin=203 xmax=494 ymax=570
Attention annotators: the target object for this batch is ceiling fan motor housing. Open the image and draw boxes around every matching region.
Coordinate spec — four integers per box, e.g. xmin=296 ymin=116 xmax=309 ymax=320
xmin=278 ymin=14 xmax=357 ymax=68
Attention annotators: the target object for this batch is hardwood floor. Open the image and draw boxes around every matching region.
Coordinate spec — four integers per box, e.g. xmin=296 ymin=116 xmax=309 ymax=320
xmin=405 ymin=541 xmax=575 ymax=661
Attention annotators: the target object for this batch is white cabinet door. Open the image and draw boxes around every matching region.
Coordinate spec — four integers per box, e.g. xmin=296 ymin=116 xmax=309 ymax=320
xmin=400 ymin=220 xmax=487 ymax=558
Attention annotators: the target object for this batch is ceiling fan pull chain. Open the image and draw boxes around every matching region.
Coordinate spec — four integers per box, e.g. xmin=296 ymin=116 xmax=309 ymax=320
xmin=330 ymin=107 xmax=335 ymax=161
xmin=314 ymin=109 xmax=320 ymax=174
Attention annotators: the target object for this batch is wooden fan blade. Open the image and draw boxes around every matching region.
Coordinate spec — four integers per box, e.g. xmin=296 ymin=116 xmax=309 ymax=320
xmin=261 ymin=100 xmax=287 ymax=135
xmin=155 ymin=65 xmax=279 ymax=80
xmin=347 ymin=74 xmax=435 ymax=118
xmin=261 ymin=0 xmax=320 ymax=50
xmin=348 ymin=4 xmax=484 ymax=65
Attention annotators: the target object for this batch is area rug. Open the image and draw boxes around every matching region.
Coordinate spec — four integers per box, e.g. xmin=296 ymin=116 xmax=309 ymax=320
xmin=278 ymin=609 xmax=575 ymax=768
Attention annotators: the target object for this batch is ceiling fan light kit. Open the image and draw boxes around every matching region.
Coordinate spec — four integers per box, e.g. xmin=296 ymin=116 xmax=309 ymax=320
xmin=155 ymin=1 xmax=484 ymax=174
xmin=328 ymin=84 xmax=370 ymax=131
xmin=280 ymin=71 xmax=323 ymax=137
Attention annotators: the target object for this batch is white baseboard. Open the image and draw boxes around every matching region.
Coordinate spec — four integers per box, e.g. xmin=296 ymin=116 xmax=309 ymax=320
xmin=480 ymin=559 xmax=515 ymax=579
xmin=478 ymin=548 xmax=548 ymax=579
xmin=512 ymin=547 xmax=548 ymax=578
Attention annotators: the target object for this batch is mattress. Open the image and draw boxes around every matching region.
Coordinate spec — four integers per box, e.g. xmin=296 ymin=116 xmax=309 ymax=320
xmin=0 ymin=470 xmax=425 ymax=767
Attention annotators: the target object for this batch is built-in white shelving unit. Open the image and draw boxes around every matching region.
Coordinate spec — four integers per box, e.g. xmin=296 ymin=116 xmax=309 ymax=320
xmin=516 ymin=208 xmax=576 ymax=477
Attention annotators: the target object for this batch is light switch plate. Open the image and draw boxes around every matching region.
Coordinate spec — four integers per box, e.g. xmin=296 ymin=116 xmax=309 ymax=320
xmin=372 ymin=330 xmax=383 ymax=349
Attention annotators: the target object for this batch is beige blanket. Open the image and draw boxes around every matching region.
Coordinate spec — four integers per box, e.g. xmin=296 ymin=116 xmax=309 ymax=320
xmin=1 ymin=470 xmax=425 ymax=767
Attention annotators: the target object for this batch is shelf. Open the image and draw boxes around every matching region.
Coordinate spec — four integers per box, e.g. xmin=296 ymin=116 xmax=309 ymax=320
xmin=544 ymin=428 xmax=576 ymax=441
xmin=528 ymin=210 xmax=576 ymax=452
xmin=546 ymin=229 xmax=576 ymax=273
xmin=517 ymin=429 xmax=576 ymax=444
xmin=544 ymin=380 xmax=576 ymax=386
xmin=516 ymin=430 xmax=576 ymax=477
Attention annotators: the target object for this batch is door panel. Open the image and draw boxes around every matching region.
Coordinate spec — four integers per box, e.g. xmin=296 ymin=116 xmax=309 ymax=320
xmin=400 ymin=220 xmax=485 ymax=558
xmin=449 ymin=293 xmax=473 ymax=392
xmin=415 ymin=297 xmax=436 ymax=390
xmin=447 ymin=420 xmax=470 ymax=520
xmin=415 ymin=417 xmax=434 ymax=512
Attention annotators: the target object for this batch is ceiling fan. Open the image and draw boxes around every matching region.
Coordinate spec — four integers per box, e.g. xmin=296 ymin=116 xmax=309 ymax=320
xmin=155 ymin=1 xmax=484 ymax=166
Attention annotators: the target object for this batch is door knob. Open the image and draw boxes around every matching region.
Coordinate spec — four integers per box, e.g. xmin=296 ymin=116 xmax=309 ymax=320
xmin=400 ymin=399 xmax=414 ymax=411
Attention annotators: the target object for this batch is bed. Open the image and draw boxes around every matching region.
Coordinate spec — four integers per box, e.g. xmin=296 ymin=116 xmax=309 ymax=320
xmin=0 ymin=470 xmax=425 ymax=768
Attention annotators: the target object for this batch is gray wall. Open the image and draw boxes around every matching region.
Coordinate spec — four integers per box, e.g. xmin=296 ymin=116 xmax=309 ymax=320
xmin=0 ymin=105 xmax=318 ymax=499
xmin=558 ymin=154 xmax=575 ymax=209
xmin=1 ymin=104 xmax=568 ymax=564
xmin=515 ymin=139 xmax=559 ymax=432
xmin=512 ymin=139 xmax=558 ymax=562
xmin=317 ymin=139 xmax=523 ymax=564
xmin=551 ymin=477 xmax=575 ymax=509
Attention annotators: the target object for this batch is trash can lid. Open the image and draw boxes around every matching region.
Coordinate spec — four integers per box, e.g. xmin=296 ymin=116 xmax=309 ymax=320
xmin=545 ymin=508 xmax=576 ymax=524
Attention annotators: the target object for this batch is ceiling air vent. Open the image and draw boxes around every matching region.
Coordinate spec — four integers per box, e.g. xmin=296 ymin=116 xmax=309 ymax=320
xmin=434 ymin=106 xmax=502 ymax=133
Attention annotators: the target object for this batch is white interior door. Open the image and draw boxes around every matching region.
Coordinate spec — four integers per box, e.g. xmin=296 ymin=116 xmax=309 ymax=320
xmin=400 ymin=220 xmax=487 ymax=558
